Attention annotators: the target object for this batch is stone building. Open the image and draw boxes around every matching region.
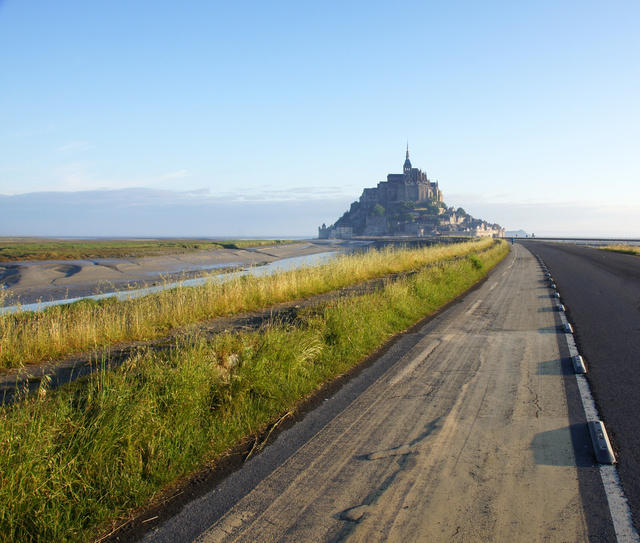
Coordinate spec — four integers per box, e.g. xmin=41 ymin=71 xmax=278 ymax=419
xmin=359 ymin=146 xmax=442 ymax=209
xmin=319 ymin=147 xmax=503 ymax=239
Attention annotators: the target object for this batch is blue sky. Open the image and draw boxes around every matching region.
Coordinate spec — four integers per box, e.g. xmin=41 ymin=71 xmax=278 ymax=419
xmin=1 ymin=1 xmax=639 ymax=237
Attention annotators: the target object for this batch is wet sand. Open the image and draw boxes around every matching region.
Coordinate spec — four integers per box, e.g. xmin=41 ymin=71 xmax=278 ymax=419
xmin=0 ymin=240 xmax=366 ymax=307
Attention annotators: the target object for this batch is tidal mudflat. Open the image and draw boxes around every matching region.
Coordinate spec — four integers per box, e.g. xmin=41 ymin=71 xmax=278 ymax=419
xmin=0 ymin=239 xmax=364 ymax=307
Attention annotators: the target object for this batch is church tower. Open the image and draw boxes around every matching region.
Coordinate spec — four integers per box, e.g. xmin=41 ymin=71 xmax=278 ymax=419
xmin=403 ymin=144 xmax=412 ymax=175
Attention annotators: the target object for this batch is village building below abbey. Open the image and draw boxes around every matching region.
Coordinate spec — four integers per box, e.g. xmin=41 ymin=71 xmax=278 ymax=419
xmin=318 ymin=147 xmax=504 ymax=239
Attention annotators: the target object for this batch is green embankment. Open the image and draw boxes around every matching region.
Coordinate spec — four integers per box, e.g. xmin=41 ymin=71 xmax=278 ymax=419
xmin=0 ymin=238 xmax=293 ymax=262
xmin=0 ymin=240 xmax=508 ymax=542
xmin=2 ymin=238 xmax=494 ymax=369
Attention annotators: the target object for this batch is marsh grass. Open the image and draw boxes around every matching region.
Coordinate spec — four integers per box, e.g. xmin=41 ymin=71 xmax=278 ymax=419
xmin=601 ymin=244 xmax=640 ymax=256
xmin=0 ymin=239 xmax=496 ymax=369
xmin=0 ymin=238 xmax=294 ymax=262
xmin=0 ymin=240 xmax=508 ymax=542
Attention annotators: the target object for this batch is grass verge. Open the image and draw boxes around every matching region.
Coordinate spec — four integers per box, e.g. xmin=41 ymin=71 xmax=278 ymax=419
xmin=601 ymin=244 xmax=640 ymax=256
xmin=0 ymin=240 xmax=507 ymax=542
xmin=1 ymin=239 xmax=496 ymax=369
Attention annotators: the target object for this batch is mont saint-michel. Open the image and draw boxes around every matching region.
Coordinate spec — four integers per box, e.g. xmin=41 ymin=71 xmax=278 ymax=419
xmin=319 ymin=148 xmax=504 ymax=239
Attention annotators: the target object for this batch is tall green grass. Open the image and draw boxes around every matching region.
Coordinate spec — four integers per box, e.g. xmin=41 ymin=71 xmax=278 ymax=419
xmin=0 ymin=239 xmax=496 ymax=369
xmin=0 ymin=240 xmax=507 ymax=542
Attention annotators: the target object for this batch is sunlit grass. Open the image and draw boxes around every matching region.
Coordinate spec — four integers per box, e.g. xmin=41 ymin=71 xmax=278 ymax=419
xmin=0 ymin=240 xmax=508 ymax=542
xmin=0 ymin=238 xmax=497 ymax=369
xmin=601 ymin=244 xmax=640 ymax=256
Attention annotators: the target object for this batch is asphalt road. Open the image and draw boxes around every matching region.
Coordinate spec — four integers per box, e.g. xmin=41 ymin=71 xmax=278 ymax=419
xmin=521 ymin=240 xmax=640 ymax=532
xmin=140 ymin=243 xmax=619 ymax=542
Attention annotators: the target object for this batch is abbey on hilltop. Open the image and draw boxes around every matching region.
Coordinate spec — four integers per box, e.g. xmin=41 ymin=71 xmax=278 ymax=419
xmin=318 ymin=147 xmax=504 ymax=239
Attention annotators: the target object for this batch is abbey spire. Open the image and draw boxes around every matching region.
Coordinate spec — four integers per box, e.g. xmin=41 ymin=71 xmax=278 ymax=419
xmin=403 ymin=143 xmax=412 ymax=175
xmin=318 ymin=145 xmax=504 ymax=239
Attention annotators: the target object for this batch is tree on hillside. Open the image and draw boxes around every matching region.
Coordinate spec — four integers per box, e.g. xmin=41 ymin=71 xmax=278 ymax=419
xmin=402 ymin=212 xmax=415 ymax=222
xmin=421 ymin=202 xmax=440 ymax=215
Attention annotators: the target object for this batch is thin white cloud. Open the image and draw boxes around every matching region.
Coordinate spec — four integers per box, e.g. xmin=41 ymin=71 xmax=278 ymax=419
xmin=160 ymin=169 xmax=191 ymax=180
xmin=181 ymin=188 xmax=210 ymax=196
xmin=57 ymin=164 xmax=95 ymax=192
xmin=213 ymin=185 xmax=358 ymax=202
xmin=448 ymin=194 xmax=640 ymax=237
xmin=56 ymin=141 xmax=88 ymax=153
xmin=14 ymin=167 xmax=197 ymax=194
xmin=0 ymin=188 xmax=352 ymax=237
xmin=5 ymin=124 xmax=56 ymax=139
xmin=1 ymin=187 xmax=638 ymax=238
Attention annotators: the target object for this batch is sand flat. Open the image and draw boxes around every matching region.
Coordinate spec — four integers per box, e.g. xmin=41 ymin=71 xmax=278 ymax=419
xmin=0 ymin=240 xmax=364 ymax=307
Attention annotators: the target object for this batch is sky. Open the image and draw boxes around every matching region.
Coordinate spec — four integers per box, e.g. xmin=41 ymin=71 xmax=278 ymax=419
xmin=1 ymin=1 xmax=639 ymax=238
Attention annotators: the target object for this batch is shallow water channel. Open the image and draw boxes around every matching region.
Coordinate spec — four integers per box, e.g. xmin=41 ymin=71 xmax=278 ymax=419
xmin=0 ymin=252 xmax=338 ymax=316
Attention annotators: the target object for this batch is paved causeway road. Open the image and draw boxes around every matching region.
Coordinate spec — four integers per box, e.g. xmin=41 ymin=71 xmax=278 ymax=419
xmin=522 ymin=240 xmax=640 ymax=536
xmin=143 ymin=244 xmax=627 ymax=542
